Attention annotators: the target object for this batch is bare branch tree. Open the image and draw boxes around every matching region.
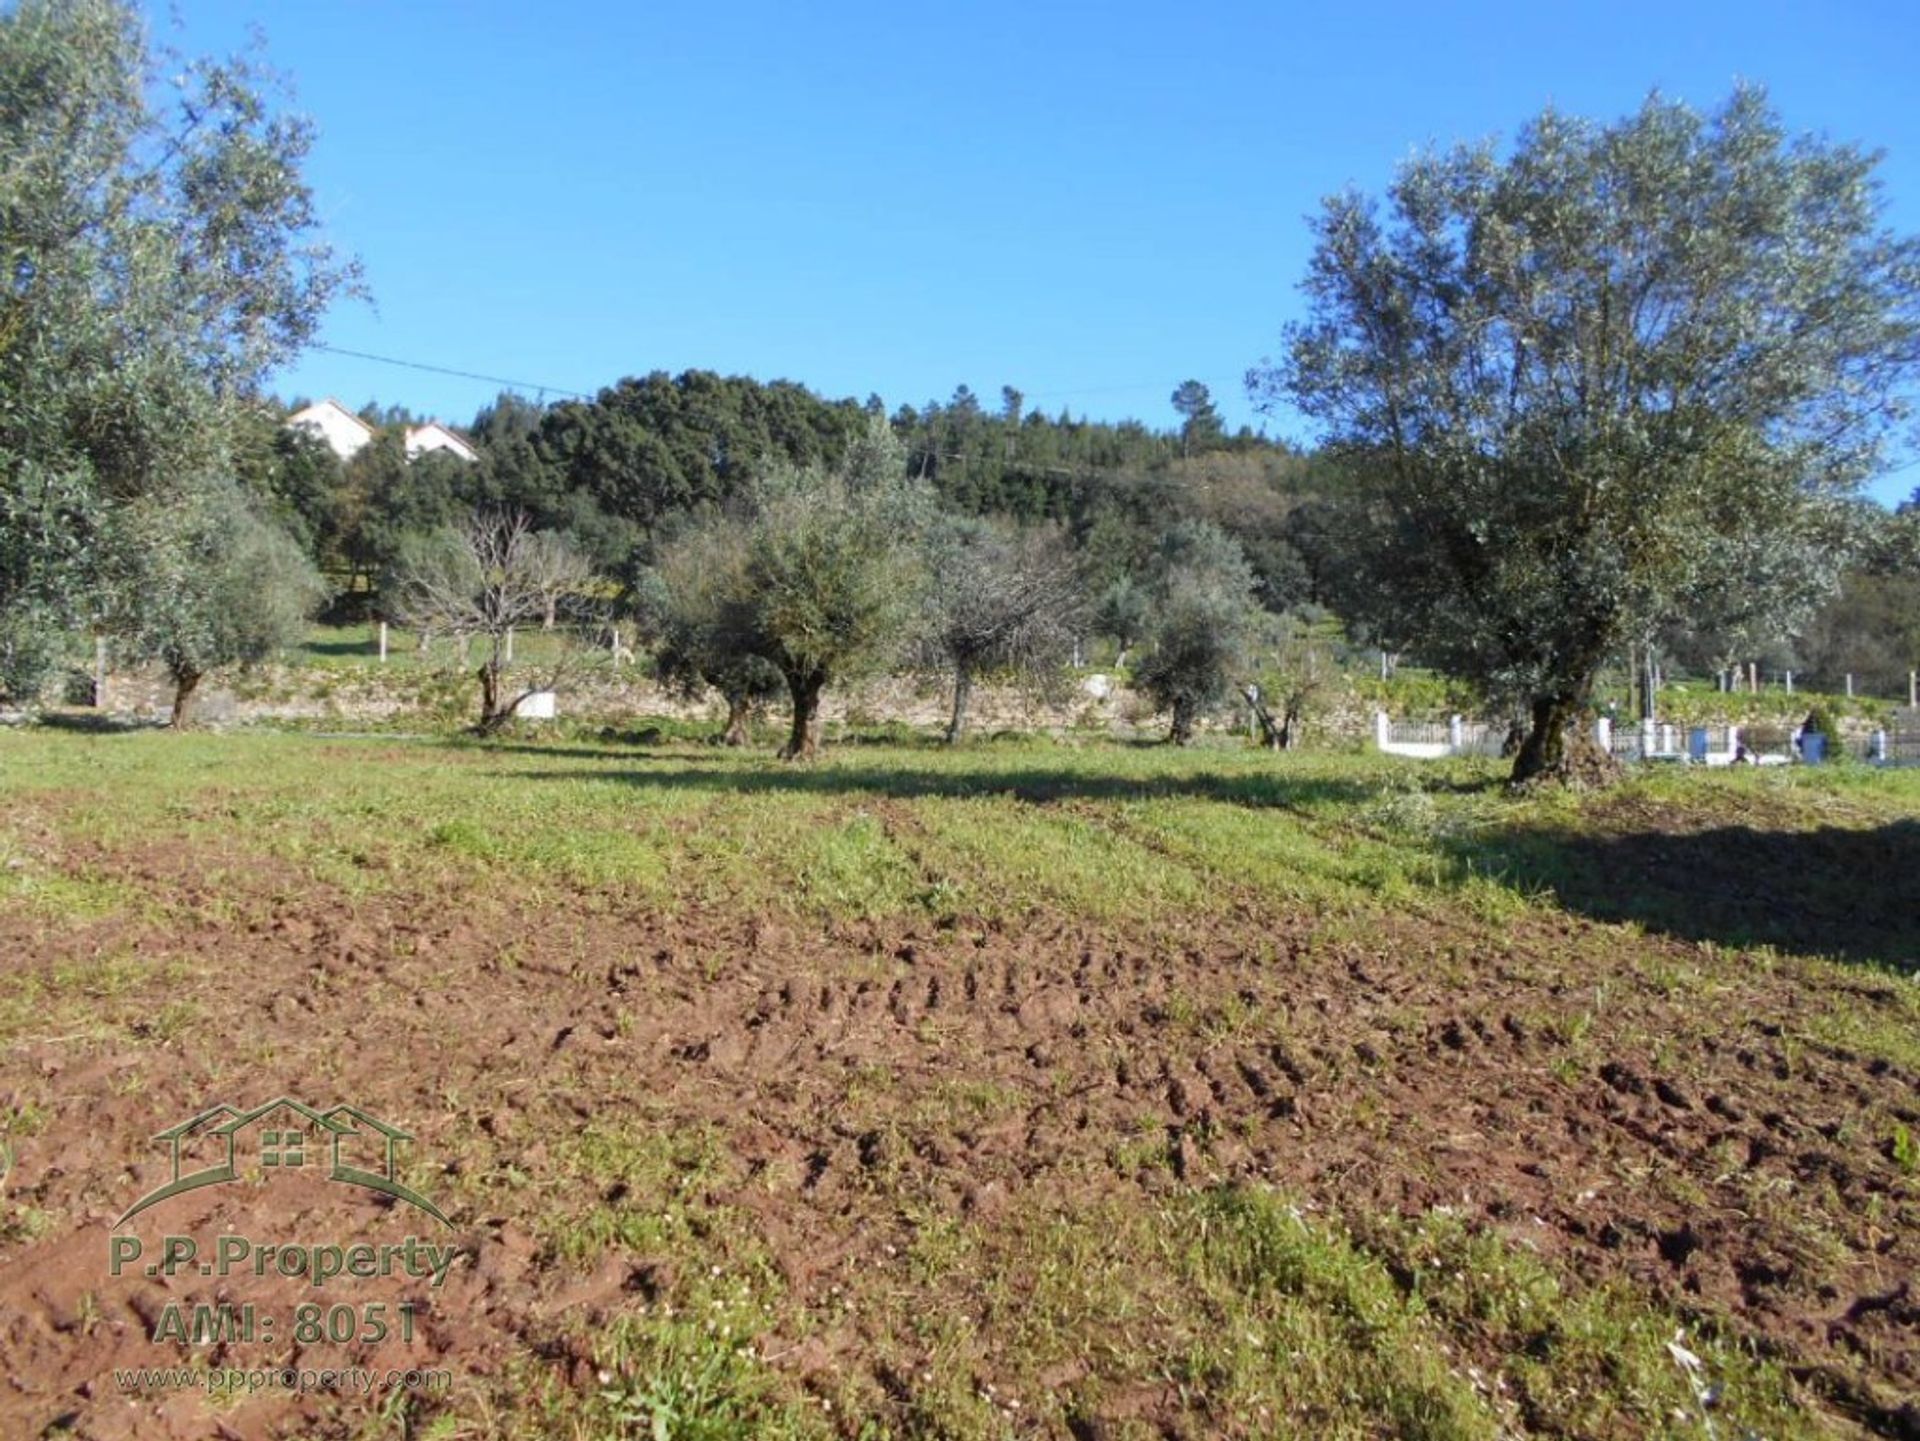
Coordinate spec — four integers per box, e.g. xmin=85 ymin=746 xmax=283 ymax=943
xmin=920 ymin=518 xmax=1086 ymax=744
xmin=391 ymin=512 xmax=603 ymax=733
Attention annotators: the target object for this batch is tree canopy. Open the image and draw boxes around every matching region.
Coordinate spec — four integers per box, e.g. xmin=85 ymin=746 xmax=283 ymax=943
xmin=1258 ymin=87 xmax=1920 ymax=782
xmin=0 ymin=0 xmax=354 ymax=696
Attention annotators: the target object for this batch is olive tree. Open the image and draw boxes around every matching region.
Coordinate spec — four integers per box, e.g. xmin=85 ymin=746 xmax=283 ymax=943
xmin=1257 ymin=87 xmax=1920 ymax=784
xmin=1133 ymin=522 xmax=1262 ymax=745
xmin=113 ymin=483 xmax=328 ymax=726
xmin=0 ymin=0 xmax=356 ymax=697
xmin=742 ymin=442 xmax=927 ymax=760
xmin=637 ymin=520 xmax=784 ymax=746
xmin=648 ymin=417 xmax=927 ymax=760
xmin=919 ymin=517 xmax=1084 ymax=743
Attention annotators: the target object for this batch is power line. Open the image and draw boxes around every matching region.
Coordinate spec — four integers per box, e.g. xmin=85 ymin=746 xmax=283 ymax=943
xmin=305 ymin=343 xmax=1257 ymax=417
xmin=309 ymin=343 xmax=594 ymax=402
xmin=298 ymin=340 xmax=1915 ymax=492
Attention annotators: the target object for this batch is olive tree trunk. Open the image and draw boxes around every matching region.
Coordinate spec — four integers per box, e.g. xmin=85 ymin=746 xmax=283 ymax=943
xmin=720 ymin=691 xmax=752 ymax=747
xmin=945 ymin=665 xmax=975 ymax=745
xmin=1510 ymin=687 xmax=1619 ymax=787
xmin=169 ymin=667 xmax=202 ymax=729
xmin=781 ymin=670 xmax=827 ymax=761
xmin=1168 ymin=696 xmax=1197 ymax=746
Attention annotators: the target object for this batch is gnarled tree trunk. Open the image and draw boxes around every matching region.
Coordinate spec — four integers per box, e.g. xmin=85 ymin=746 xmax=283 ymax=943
xmin=781 ymin=669 xmax=827 ymax=761
xmin=1168 ymin=696 xmax=1197 ymax=746
xmin=169 ymin=667 xmax=202 ymax=729
xmin=1511 ymin=688 xmax=1619 ymax=787
xmin=476 ymin=660 xmax=515 ymax=735
xmin=945 ymin=665 xmax=974 ymax=745
xmin=720 ymin=691 xmax=752 ymax=747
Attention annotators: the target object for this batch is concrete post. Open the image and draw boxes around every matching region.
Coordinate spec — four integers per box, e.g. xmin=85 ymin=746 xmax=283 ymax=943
xmin=1846 ymin=673 xmax=1855 ymax=698
xmin=1660 ymin=724 xmax=1675 ymax=755
xmin=1595 ymin=716 xmax=1612 ymax=754
xmin=377 ymin=621 xmax=388 ymax=663
xmin=504 ymin=627 xmax=514 ymax=663
xmin=1448 ymin=714 xmax=1464 ymax=752
xmin=94 ymin=635 xmax=107 ymax=708
xmin=1374 ymin=711 xmax=1392 ymax=752
xmin=1871 ymin=729 xmax=1887 ymax=763
xmin=1728 ymin=724 xmax=1741 ymax=758
xmin=1748 ymin=661 xmax=1758 ymax=694
xmin=1784 ymin=670 xmax=1793 ymax=695
xmin=1910 ymin=671 xmax=1917 ymax=707
xmin=1641 ymin=719 xmax=1655 ymax=756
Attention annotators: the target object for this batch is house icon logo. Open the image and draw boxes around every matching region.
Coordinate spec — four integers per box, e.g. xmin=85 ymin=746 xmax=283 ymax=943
xmin=116 ymin=1098 xmax=451 ymax=1228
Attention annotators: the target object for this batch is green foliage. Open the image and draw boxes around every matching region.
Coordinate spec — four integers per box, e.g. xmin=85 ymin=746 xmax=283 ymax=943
xmin=533 ymin=370 xmax=870 ymax=549
xmin=1170 ymin=378 xmax=1225 ymax=457
xmin=637 ymin=519 xmax=785 ymax=741
xmin=1133 ymin=521 xmax=1262 ymax=742
xmin=744 ymin=467 xmax=924 ymax=687
xmin=1263 ymin=87 xmax=1920 ymax=778
xmin=111 ymin=482 xmax=328 ymax=721
xmin=0 ymin=0 xmax=355 ymax=688
xmin=648 ymin=418 xmax=928 ymax=758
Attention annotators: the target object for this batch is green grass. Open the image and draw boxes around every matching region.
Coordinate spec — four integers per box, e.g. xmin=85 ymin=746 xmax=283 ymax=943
xmin=2 ymin=727 xmax=1914 ymax=948
xmin=3 ymin=726 xmax=1916 ymax=1437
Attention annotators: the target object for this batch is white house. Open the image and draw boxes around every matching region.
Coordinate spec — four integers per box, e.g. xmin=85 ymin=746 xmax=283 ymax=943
xmin=284 ymin=400 xmax=479 ymax=465
xmin=285 ymin=398 xmax=375 ymax=461
xmin=404 ymin=421 xmax=480 ymax=464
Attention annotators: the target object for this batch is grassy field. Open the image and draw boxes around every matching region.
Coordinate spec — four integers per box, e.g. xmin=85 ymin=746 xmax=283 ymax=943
xmin=0 ymin=728 xmax=1915 ymax=1439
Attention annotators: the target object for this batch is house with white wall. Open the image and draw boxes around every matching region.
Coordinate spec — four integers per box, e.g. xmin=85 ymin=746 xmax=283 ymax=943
xmin=286 ymin=399 xmax=375 ymax=461
xmin=285 ymin=400 xmax=478 ymax=464
xmin=403 ymin=421 xmax=479 ymax=463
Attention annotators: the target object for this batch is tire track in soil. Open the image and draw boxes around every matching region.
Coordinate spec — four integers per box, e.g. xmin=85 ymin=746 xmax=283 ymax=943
xmin=0 ymin=828 xmax=1915 ymax=1436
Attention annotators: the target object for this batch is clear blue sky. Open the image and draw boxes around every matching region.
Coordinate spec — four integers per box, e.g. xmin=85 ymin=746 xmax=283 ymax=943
xmin=165 ymin=0 xmax=1920 ymax=506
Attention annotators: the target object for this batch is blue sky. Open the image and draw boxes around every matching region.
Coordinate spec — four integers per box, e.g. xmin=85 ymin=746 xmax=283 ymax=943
xmin=166 ymin=0 xmax=1920 ymax=506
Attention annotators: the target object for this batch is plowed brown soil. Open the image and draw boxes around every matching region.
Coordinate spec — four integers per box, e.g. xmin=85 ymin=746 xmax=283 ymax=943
xmin=3 ymin=819 xmax=1915 ymax=1439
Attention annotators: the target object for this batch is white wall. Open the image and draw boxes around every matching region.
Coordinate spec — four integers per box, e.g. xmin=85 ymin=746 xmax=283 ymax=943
xmin=286 ymin=401 xmax=373 ymax=461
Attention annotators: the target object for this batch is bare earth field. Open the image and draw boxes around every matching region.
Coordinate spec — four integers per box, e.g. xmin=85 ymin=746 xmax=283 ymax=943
xmin=0 ymin=730 xmax=1915 ymax=1440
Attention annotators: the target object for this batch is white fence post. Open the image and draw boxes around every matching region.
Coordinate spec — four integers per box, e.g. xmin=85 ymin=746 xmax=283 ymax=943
xmin=1448 ymin=714 xmax=1464 ymax=752
xmin=1660 ymin=723 xmax=1675 ymax=755
xmin=1846 ymin=673 xmax=1855 ymax=698
xmin=1784 ymin=670 xmax=1793 ymax=695
xmin=1640 ymin=718 xmax=1654 ymax=755
xmin=378 ymin=620 xmax=389 ymax=663
xmin=1374 ymin=711 xmax=1392 ymax=752
xmin=1728 ymin=724 xmax=1741 ymax=758
xmin=1871 ymin=729 xmax=1887 ymax=762
xmin=1595 ymin=716 xmax=1612 ymax=753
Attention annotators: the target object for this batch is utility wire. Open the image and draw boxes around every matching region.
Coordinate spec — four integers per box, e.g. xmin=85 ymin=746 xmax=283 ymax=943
xmin=309 ymin=343 xmax=594 ymax=401
xmin=299 ymin=342 xmax=1910 ymax=490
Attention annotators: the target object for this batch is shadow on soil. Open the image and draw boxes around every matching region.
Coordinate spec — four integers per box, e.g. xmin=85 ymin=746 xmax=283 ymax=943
xmin=1454 ymin=818 xmax=1920 ymax=972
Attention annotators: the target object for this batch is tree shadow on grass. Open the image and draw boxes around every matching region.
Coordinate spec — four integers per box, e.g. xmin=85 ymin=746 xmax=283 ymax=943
xmin=486 ymin=758 xmax=1387 ymax=811
xmin=1453 ymin=819 xmax=1920 ymax=972
xmin=299 ymin=636 xmax=380 ymax=660
xmin=33 ymin=712 xmax=164 ymax=734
